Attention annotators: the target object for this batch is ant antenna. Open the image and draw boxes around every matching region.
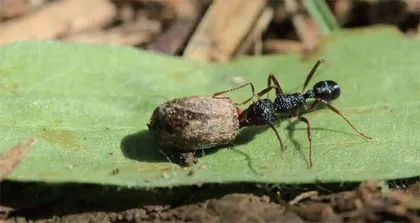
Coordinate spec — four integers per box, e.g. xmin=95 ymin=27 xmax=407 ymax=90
xmin=213 ymin=82 xmax=257 ymax=100
xmin=301 ymin=59 xmax=326 ymax=93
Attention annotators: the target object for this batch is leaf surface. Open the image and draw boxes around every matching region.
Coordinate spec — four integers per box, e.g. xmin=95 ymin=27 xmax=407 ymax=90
xmin=1 ymin=27 xmax=419 ymax=187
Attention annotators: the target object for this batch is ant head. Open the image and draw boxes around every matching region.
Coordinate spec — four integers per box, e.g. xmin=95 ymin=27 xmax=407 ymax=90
xmin=313 ymin=80 xmax=340 ymax=101
xmin=238 ymin=99 xmax=276 ymax=127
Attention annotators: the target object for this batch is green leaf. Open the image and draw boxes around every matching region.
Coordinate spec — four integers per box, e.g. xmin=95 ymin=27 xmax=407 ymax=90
xmin=1 ymin=27 xmax=419 ymax=187
xmin=304 ymin=0 xmax=340 ymax=35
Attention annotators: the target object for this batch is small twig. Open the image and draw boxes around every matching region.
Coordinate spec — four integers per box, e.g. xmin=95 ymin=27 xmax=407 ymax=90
xmin=284 ymin=0 xmax=319 ymax=51
xmin=147 ymin=0 xmax=201 ymax=55
xmin=289 ymin=191 xmax=319 ymax=205
xmin=183 ymin=0 xmax=266 ymax=62
xmin=264 ymin=39 xmax=304 ymax=54
xmin=236 ymin=7 xmax=273 ymax=56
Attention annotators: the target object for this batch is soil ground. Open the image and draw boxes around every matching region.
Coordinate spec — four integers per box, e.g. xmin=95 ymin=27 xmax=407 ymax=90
xmin=2 ymin=180 xmax=420 ymax=222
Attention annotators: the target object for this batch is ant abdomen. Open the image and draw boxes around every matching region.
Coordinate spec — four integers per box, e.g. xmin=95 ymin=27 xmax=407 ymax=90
xmin=313 ymin=80 xmax=341 ymax=101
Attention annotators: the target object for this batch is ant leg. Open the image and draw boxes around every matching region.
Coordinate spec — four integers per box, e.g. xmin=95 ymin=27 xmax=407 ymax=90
xmin=267 ymin=73 xmax=284 ymax=100
xmin=301 ymin=59 xmax=325 ymax=93
xmin=236 ymin=74 xmax=283 ymax=105
xmin=316 ymin=98 xmax=372 ymax=139
xmin=238 ymin=74 xmax=285 ymax=105
xmin=309 ymin=101 xmax=319 ymax=110
xmin=214 ymin=74 xmax=285 ymax=105
xmin=297 ymin=116 xmax=313 ymax=168
xmin=212 ymin=82 xmax=256 ymax=99
xmin=303 ymin=101 xmax=319 ymax=113
xmin=235 ymin=85 xmax=279 ymax=106
xmin=268 ymin=123 xmax=285 ymax=157
xmin=267 ymin=74 xmax=284 ymax=95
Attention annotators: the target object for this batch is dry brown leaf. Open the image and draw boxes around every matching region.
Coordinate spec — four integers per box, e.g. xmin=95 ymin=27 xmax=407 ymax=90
xmin=0 ymin=138 xmax=36 ymax=181
xmin=0 ymin=0 xmax=116 ymax=46
xmin=264 ymin=39 xmax=304 ymax=54
xmin=147 ymin=0 xmax=200 ymax=55
xmin=236 ymin=7 xmax=273 ymax=56
xmin=183 ymin=0 xmax=266 ymax=62
xmin=285 ymin=0 xmax=319 ymax=51
xmin=64 ymin=19 xmax=161 ymax=46
xmin=0 ymin=0 xmax=48 ymax=19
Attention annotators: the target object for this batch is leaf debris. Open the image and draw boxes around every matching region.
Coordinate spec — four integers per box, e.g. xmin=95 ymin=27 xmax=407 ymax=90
xmin=0 ymin=138 xmax=36 ymax=181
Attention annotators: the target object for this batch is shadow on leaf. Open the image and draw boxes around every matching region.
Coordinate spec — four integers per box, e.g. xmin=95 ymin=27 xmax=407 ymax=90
xmin=120 ymin=130 xmax=167 ymax=163
xmin=120 ymin=126 xmax=270 ymax=168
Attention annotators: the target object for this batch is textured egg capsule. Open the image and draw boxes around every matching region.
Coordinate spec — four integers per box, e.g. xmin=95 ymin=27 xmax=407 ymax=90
xmin=148 ymin=96 xmax=240 ymax=151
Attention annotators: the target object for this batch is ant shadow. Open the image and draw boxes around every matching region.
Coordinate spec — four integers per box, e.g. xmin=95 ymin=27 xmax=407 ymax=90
xmin=282 ymin=110 xmax=358 ymax=167
xmin=120 ymin=126 xmax=268 ymax=174
xmin=120 ymin=106 xmax=354 ymax=171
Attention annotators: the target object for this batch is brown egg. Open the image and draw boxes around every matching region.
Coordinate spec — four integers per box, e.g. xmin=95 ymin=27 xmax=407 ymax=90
xmin=148 ymin=96 xmax=240 ymax=151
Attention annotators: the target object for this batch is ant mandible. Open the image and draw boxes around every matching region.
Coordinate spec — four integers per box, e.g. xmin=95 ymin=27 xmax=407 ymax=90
xmin=212 ymin=59 xmax=372 ymax=168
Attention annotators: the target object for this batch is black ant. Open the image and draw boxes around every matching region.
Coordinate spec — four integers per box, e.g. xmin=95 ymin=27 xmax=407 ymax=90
xmin=213 ymin=59 xmax=372 ymax=168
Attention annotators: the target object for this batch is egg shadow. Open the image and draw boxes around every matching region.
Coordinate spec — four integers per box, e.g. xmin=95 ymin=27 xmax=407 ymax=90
xmin=120 ymin=130 xmax=167 ymax=163
xmin=120 ymin=126 xmax=270 ymax=166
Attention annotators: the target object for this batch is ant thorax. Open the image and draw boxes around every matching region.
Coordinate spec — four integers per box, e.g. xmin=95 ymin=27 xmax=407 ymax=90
xmin=273 ymin=93 xmax=306 ymax=114
xmin=239 ymin=99 xmax=276 ymax=127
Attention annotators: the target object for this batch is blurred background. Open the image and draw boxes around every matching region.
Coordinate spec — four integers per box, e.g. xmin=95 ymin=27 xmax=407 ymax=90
xmin=0 ymin=0 xmax=418 ymax=62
